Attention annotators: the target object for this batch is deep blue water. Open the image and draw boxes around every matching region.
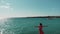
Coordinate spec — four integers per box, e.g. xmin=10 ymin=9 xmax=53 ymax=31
xmin=0 ymin=18 xmax=60 ymax=34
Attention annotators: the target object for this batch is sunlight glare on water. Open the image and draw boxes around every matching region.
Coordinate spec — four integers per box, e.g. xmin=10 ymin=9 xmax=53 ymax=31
xmin=0 ymin=17 xmax=8 ymax=34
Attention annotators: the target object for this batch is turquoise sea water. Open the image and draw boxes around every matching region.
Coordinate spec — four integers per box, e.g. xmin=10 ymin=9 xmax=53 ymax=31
xmin=0 ymin=18 xmax=60 ymax=34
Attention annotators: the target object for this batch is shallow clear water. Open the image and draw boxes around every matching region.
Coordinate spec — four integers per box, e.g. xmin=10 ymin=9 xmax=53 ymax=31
xmin=0 ymin=18 xmax=60 ymax=34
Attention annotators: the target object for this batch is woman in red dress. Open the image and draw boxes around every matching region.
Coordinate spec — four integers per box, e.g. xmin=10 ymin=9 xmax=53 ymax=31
xmin=39 ymin=23 xmax=44 ymax=34
xmin=35 ymin=23 xmax=47 ymax=34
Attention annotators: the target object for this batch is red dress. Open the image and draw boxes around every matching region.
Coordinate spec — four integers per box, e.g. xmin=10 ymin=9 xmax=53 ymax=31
xmin=39 ymin=25 xmax=44 ymax=34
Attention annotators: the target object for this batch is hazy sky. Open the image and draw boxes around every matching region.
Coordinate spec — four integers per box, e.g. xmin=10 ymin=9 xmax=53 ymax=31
xmin=0 ymin=0 xmax=60 ymax=18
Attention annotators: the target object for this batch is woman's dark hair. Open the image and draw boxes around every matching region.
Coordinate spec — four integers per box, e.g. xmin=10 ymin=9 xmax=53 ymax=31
xmin=40 ymin=23 xmax=42 ymax=25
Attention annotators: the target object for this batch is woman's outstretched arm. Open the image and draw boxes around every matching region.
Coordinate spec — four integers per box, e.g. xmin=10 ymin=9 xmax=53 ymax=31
xmin=34 ymin=26 xmax=39 ymax=28
xmin=43 ymin=26 xmax=48 ymax=27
